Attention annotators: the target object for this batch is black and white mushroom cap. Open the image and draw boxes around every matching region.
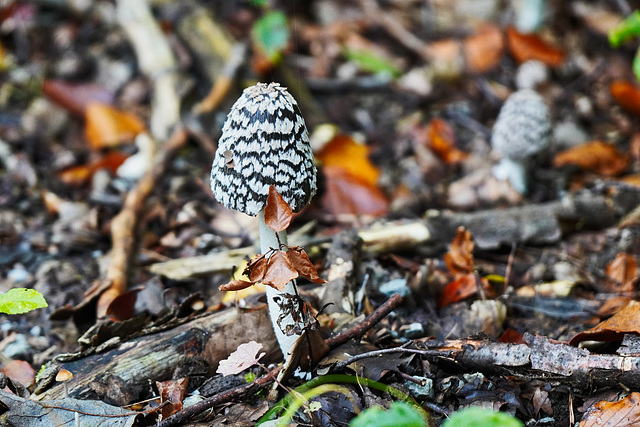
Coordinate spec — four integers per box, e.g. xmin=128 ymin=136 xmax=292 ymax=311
xmin=491 ymin=89 xmax=551 ymax=161
xmin=210 ymin=82 xmax=317 ymax=216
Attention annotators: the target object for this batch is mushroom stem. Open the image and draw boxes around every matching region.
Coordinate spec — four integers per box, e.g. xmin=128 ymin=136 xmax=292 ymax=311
xmin=258 ymin=209 xmax=302 ymax=361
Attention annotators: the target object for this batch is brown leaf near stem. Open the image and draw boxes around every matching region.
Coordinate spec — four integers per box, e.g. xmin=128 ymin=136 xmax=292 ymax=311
xmin=286 ymin=247 xmax=327 ymax=284
xmin=262 ymin=250 xmax=299 ymax=291
xmin=247 ymin=256 xmax=268 ymax=283
xmin=322 ymin=166 xmax=389 ymax=217
xmin=580 ymin=392 xmax=640 ymax=427
xmin=219 ymin=279 xmax=255 ymax=292
xmin=552 ymin=140 xmax=629 ymax=176
xmin=265 ymin=185 xmax=293 ymax=232
xmin=610 ymin=80 xmax=640 ymax=118
xmin=444 ymin=227 xmax=475 ymax=277
xmin=506 ymin=26 xmax=564 ymax=67
xmin=570 ymin=300 xmax=640 ymax=346
xmin=605 ymin=252 xmax=639 ymax=293
xmin=157 ymin=377 xmax=189 ymax=420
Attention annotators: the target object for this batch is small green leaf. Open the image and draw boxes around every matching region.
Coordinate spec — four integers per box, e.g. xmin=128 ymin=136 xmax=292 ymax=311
xmin=252 ymin=10 xmax=290 ymax=63
xmin=251 ymin=0 xmax=269 ymax=7
xmin=0 ymin=288 xmax=48 ymax=315
xmin=442 ymin=407 xmax=523 ymax=427
xmin=350 ymin=402 xmax=426 ymax=427
xmin=609 ymin=10 xmax=640 ymax=48
xmin=343 ymin=49 xmax=401 ymax=78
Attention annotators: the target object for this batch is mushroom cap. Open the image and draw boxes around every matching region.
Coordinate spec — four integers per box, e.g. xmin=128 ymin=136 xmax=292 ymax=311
xmin=491 ymin=89 xmax=551 ymax=162
xmin=211 ymin=83 xmax=317 ymax=216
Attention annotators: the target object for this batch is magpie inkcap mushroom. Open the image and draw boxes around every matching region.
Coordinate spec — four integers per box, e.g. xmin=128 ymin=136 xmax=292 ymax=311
xmin=210 ymin=82 xmax=317 ymax=216
xmin=491 ymin=89 xmax=551 ymax=193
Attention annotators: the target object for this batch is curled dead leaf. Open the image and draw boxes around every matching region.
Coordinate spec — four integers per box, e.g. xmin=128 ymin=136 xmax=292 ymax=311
xmin=286 ymin=247 xmax=327 ymax=284
xmin=425 ymin=118 xmax=468 ymax=164
xmin=219 ymin=280 xmax=255 ymax=292
xmin=463 ymin=24 xmax=504 ymax=73
xmin=265 ymin=185 xmax=293 ymax=232
xmin=605 ymin=252 xmax=638 ymax=293
xmin=580 ymin=392 xmax=640 ymax=427
xmin=444 ymin=227 xmax=475 ymax=276
xmin=262 ymin=250 xmax=299 ymax=291
xmin=570 ymin=300 xmax=640 ymax=346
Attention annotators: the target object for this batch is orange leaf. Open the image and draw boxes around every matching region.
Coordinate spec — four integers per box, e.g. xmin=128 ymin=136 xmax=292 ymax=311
xmin=316 ymin=134 xmax=380 ymax=187
xmin=552 ymin=140 xmax=629 ymax=176
xmin=580 ymin=392 xmax=640 ymax=427
xmin=262 ymin=250 xmax=299 ymax=291
xmin=286 ymin=247 xmax=327 ymax=284
xmin=59 ymin=151 xmax=128 ymax=185
xmin=42 ymin=80 xmax=114 ymax=116
xmin=605 ymin=252 xmax=638 ymax=293
xmin=84 ymin=102 xmax=145 ymax=149
xmin=463 ymin=24 xmax=504 ymax=73
xmin=570 ymin=300 xmax=640 ymax=346
xmin=621 ymin=174 xmax=640 ymax=188
xmin=506 ymin=26 xmax=564 ymax=67
xmin=321 ymin=166 xmax=389 ymax=217
xmin=437 ymin=273 xmax=478 ymax=308
xmin=444 ymin=227 xmax=475 ymax=277
xmin=425 ymin=118 xmax=468 ymax=164
xmin=610 ymin=80 xmax=640 ymax=118
xmin=219 ymin=279 xmax=255 ymax=292
xmin=265 ymin=185 xmax=293 ymax=232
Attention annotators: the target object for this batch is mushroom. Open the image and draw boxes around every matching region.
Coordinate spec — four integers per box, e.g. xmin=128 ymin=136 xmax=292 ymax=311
xmin=210 ymin=82 xmax=317 ymax=360
xmin=490 ymin=89 xmax=551 ymax=194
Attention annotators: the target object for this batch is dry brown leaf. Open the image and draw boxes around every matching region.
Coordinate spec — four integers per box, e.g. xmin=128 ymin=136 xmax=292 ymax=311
xmin=438 ymin=273 xmax=478 ymax=308
xmin=157 ymin=377 xmax=189 ymax=420
xmin=262 ymin=250 xmax=299 ymax=291
xmin=1 ymin=360 xmax=35 ymax=387
xmin=247 ymin=256 xmax=268 ymax=283
xmin=570 ymin=300 xmax=640 ymax=346
xmin=425 ymin=118 xmax=468 ymax=164
xmin=444 ymin=226 xmax=475 ymax=276
xmin=610 ymin=80 xmax=640 ymax=118
xmin=316 ymin=134 xmax=380 ymax=186
xmin=321 ymin=166 xmax=389 ymax=217
xmin=580 ymin=392 xmax=640 ymax=427
xmin=265 ymin=185 xmax=293 ymax=232
xmin=463 ymin=24 xmax=504 ymax=73
xmin=506 ymin=26 xmax=564 ymax=67
xmin=216 ymin=341 xmax=266 ymax=376
xmin=552 ymin=140 xmax=629 ymax=176
xmin=84 ymin=102 xmax=145 ymax=149
xmin=286 ymin=247 xmax=327 ymax=284
xmin=605 ymin=252 xmax=638 ymax=293
xmin=219 ymin=280 xmax=255 ymax=292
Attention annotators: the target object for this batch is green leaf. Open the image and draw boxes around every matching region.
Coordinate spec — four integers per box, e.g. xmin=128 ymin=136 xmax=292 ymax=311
xmin=0 ymin=288 xmax=48 ymax=315
xmin=343 ymin=49 xmax=401 ymax=78
xmin=350 ymin=402 xmax=426 ymax=427
xmin=252 ymin=10 xmax=290 ymax=63
xmin=251 ymin=0 xmax=269 ymax=6
xmin=609 ymin=10 xmax=640 ymax=48
xmin=442 ymin=407 xmax=523 ymax=427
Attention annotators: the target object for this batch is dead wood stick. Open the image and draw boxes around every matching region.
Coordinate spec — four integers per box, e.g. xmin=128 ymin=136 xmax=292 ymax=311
xmin=98 ymin=127 xmax=188 ymax=317
xmin=157 ymin=366 xmax=283 ymax=427
xmin=326 ymin=293 xmax=403 ymax=349
xmin=415 ymin=333 xmax=640 ymax=389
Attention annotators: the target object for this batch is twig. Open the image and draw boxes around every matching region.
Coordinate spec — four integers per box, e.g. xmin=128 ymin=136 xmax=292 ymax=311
xmin=98 ymin=127 xmax=188 ymax=317
xmin=325 ymin=293 xmax=403 ymax=349
xmin=332 ymin=345 xmax=448 ymax=371
xmin=157 ymin=365 xmax=283 ymax=427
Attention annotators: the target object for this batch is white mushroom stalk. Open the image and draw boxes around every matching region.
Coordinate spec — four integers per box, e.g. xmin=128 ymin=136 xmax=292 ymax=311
xmin=210 ymin=83 xmax=317 ymax=361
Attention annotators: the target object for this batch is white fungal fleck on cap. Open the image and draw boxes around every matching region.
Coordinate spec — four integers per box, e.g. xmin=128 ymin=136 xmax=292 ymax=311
xmin=491 ymin=89 xmax=551 ymax=162
xmin=210 ymin=82 xmax=317 ymax=216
